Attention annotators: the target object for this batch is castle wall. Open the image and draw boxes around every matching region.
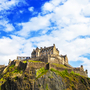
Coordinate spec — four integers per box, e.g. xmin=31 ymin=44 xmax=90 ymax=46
xmin=18 ymin=61 xmax=27 ymax=70
xmin=49 ymin=63 xmax=73 ymax=73
xmin=49 ymin=63 xmax=88 ymax=77
xmin=0 ymin=65 xmax=5 ymax=68
xmin=25 ymin=62 xmax=47 ymax=72
xmin=6 ymin=59 xmax=88 ymax=77
xmin=30 ymin=55 xmax=48 ymax=63
xmin=48 ymin=54 xmax=64 ymax=64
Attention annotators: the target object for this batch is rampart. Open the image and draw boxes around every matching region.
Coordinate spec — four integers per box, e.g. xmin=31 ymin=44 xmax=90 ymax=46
xmin=49 ymin=63 xmax=88 ymax=77
xmin=0 ymin=65 xmax=5 ymax=68
xmin=7 ymin=60 xmax=88 ymax=77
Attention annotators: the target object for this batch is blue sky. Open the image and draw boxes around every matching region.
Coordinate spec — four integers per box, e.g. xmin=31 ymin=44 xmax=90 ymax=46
xmin=0 ymin=0 xmax=90 ymax=77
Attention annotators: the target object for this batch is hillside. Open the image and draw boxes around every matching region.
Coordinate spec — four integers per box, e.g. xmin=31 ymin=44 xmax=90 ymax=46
xmin=0 ymin=60 xmax=90 ymax=90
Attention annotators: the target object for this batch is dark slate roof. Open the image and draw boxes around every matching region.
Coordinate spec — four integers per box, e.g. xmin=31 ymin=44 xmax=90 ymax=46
xmin=40 ymin=46 xmax=54 ymax=52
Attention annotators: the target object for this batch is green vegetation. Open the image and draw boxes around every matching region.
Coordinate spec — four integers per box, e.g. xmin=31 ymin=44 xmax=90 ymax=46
xmin=50 ymin=68 xmax=69 ymax=78
xmin=9 ymin=65 xmax=15 ymax=69
xmin=50 ymin=68 xmax=86 ymax=90
xmin=70 ymin=71 xmax=80 ymax=76
xmin=52 ymin=63 xmax=69 ymax=68
xmin=23 ymin=61 xmax=27 ymax=63
xmin=28 ymin=60 xmax=41 ymax=63
xmin=24 ymin=77 xmax=27 ymax=80
xmin=36 ymin=67 xmax=48 ymax=79
xmin=14 ymin=76 xmax=18 ymax=80
xmin=46 ymin=84 xmax=49 ymax=90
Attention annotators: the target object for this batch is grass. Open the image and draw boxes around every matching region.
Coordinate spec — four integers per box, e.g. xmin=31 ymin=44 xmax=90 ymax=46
xmin=50 ymin=68 xmax=69 ymax=78
xmin=14 ymin=76 xmax=18 ymax=80
xmin=28 ymin=60 xmax=41 ymax=63
xmin=46 ymin=84 xmax=49 ymax=90
xmin=9 ymin=65 xmax=15 ymax=69
xmin=36 ymin=67 xmax=48 ymax=79
xmin=50 ymin=68 xmax=83 ymax=90
xmin=52 ymin=63 xmax=69 ymax=68
xmin=24 ymin=77 xmax=27 ymax=80
xmin=70 ymin=71 xmax=80 ymax=76
xmin=23 ymin=61 xmax=27 ymax=63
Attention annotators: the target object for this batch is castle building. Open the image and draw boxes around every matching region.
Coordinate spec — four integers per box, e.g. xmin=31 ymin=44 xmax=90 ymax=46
xmin=31 ymin=44 xmax=69 ymax=65
xmin=17 ymin=56 xmax=30 ymax=60
xmin=31 ymin=44 xmax=59 ymax=58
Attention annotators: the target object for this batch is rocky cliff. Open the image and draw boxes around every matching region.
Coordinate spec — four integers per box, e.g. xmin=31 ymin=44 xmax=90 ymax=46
xmin=0 ymin=60 xmax=90 ymax=90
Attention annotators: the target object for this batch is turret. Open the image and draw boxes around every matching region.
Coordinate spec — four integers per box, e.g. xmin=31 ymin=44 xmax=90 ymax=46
xmin=64 ymin=55 xmax=68 ymax=63
xmin=80 ymin=65 xmax=84 ymax=71
xmin=8 ymin=59 xmax=11 ymax=64
xmin=85 ymin=69 xmax=88 ymax=75
xmin=36 ymin=47 xmax=40 ymax=57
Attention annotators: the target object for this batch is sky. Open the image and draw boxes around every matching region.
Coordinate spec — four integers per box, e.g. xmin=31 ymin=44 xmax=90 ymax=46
xmin=0 ymin=0 xmax=90 ymax=77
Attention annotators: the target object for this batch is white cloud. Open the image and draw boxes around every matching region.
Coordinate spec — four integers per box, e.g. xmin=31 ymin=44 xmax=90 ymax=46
xmin=17 ymin=14 xmax=52 ymax=36
xmin=0 ymin=35 xmax=34 ymax=65
xmin=0 ymin=0 xmax=26 ymax=11
xmin=0 ymin=19 xmax=14 ymax=32
xmin=0 ymin=0 xmax=26 ymax=32
xmin=28 ymin=7 xmax=34 ymax=12
xmin=42 ymin=2 xmax=54 ymax=12
xmin=81 ymin=4 xmax=90 ymax=17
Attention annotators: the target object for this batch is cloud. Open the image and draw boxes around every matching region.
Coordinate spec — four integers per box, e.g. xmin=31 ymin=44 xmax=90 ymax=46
xmin=0 ymin=35 xmax=34 ymax=65
xmin=0 ymin=19 xmax=14 ymax=32
xmin=17 ymin=14 xmax=52 ymax=36
xmin=28 ymin=7 xmax=34 ymax=12
xmin=81 ymin=4 xmax=90 ymax=17
xmin=0 ymin=0 xmax=26 ymax=11
xmin=0 ymin=0 xmax=26 ymax=32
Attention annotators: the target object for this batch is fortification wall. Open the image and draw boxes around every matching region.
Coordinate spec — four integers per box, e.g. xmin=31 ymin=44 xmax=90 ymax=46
xmin=0 ymin=65 xmax=5 ymax=68
xmin=26 ymin=62 xmax=46 ymax=69
xmin=49 ymin=63 xmax=73 ymax=73
xmin=49 ymin=63 xmax=88 ymax=77
xmin=30 ymin=55 xmax=48 ymax=63
xmin=48 ymin=54 xmax=65 ymax=64
xmin=64 ymin=62 xmax=73 ymax=68
xmin=7 ymin=59 xmax=88 ymax=77
xmin=73 ymin=68 xmax=88 ymax=77
xmin=0 ymin=66 xmax=6 ymax=74
xmin=25 ymin=62 xmax=47 ymax=72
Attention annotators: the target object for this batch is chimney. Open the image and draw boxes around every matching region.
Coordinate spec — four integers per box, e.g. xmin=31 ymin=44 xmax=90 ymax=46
xmin=40 ymin=47 xmax=42 ymax=49
xmin=53 ymin=44 xmax=55 ymax=46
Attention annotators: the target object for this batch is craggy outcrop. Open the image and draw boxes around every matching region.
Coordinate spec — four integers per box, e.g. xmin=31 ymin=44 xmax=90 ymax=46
xmin=0 ymin=60 xmax=90 ymax=90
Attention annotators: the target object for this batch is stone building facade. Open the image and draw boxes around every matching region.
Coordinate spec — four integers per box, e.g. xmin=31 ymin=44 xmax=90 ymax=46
xmin=31 ymin=44 xmax=68 ymax=65
xmin=17 ymin=56 xmax=30 ymax=60
xmin=31 ymin=44 xmax=59 ymax=58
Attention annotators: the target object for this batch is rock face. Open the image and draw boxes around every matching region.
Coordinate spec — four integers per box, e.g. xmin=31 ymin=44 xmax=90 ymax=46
xmin=1 ymin=71 xmax=66 ymax=90
xmin=0 ymin=61 xmax=90 ymax=90
xmin=1 ymin=70 xmax=90 ymax=90
xmin=35 ymin=71 xmax=66 ymax=90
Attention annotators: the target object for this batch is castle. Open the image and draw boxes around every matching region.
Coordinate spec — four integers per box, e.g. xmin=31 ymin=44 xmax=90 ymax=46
xmin=31 ymin=44 xmax=68 ymax=65
xmin=0 ymin=44 xmax=88 ymax=77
